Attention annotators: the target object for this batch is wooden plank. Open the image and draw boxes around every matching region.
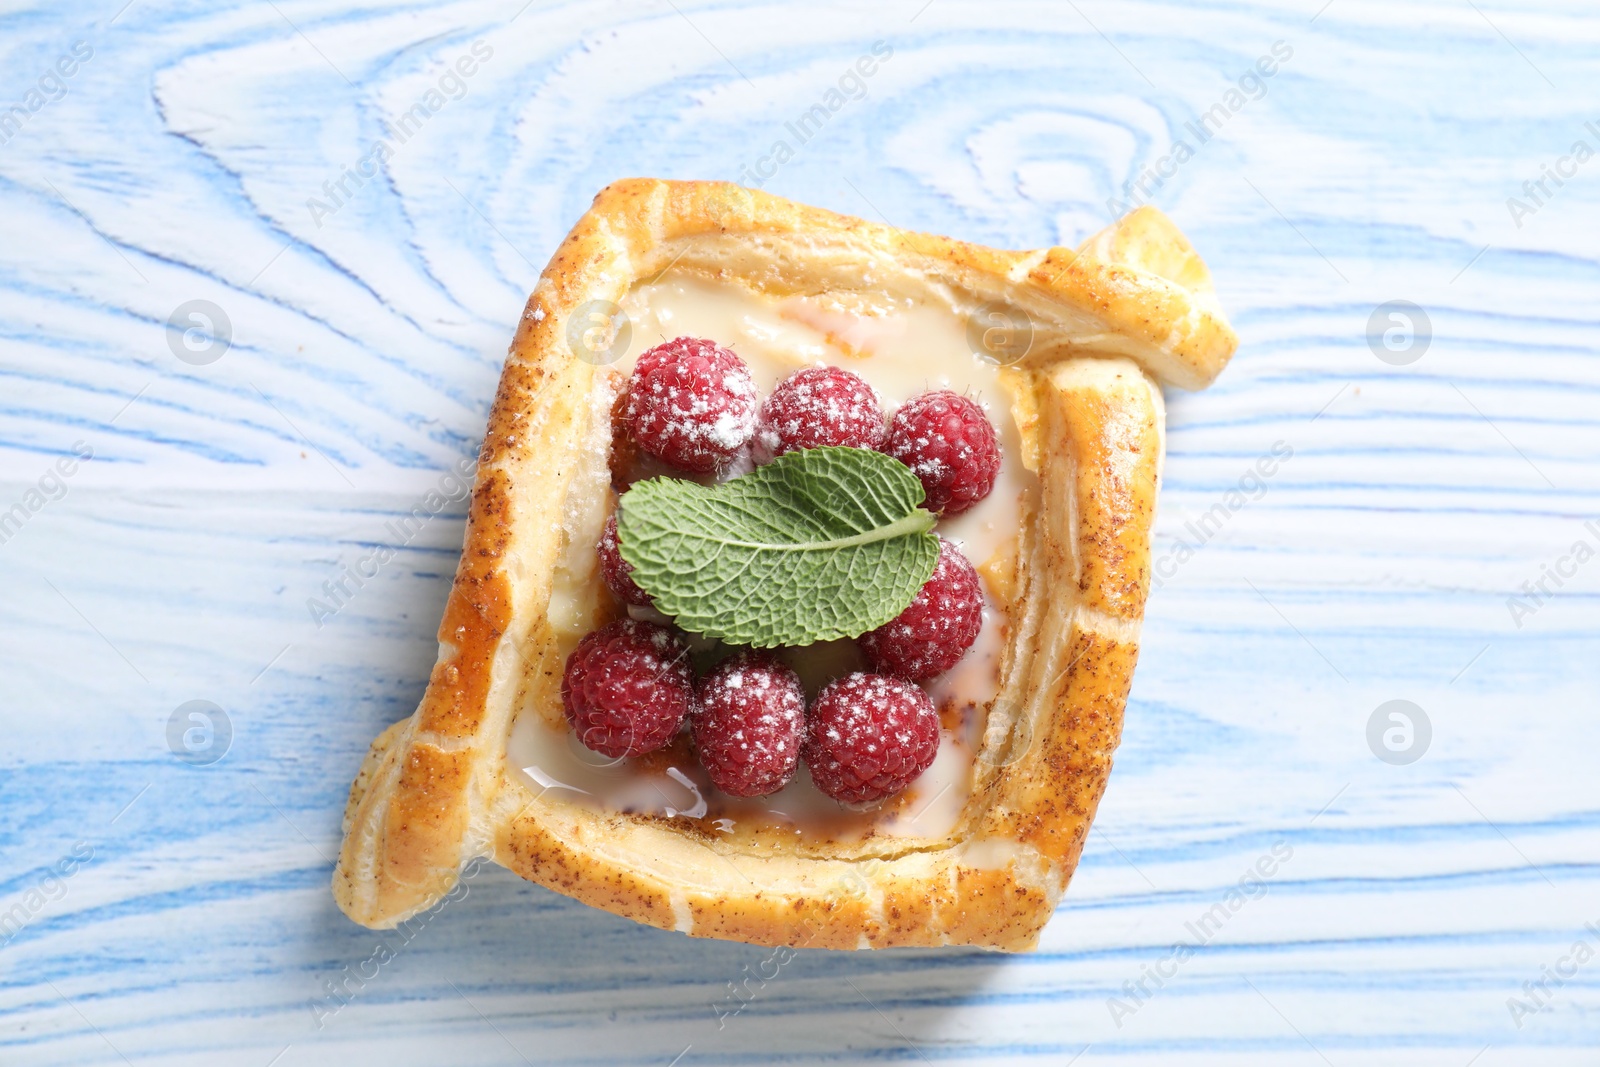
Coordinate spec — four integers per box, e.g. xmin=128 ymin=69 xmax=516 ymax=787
xmin=1 ymin=0 xmax=1596 ymax=1062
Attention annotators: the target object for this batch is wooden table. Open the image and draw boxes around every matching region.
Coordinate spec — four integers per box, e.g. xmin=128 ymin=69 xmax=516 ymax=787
xmin=2 ymin=1 xmax=1595 ymax=1063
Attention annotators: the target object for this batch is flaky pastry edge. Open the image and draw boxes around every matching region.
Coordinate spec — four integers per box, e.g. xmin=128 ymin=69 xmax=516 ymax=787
xmin=333 ymin=179 xmax=1236 ymax=950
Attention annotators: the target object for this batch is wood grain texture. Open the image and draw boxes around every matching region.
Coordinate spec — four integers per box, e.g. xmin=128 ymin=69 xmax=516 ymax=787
xmin=1 ymin=0 xmax=1596 ymax=1064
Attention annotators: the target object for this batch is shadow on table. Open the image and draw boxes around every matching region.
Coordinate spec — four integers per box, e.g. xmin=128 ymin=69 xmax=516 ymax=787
xmin=302 ymin=859 xmax=1017 ymax=1061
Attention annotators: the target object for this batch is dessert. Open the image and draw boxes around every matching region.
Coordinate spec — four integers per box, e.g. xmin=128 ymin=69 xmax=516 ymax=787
xmin=560 ymin=619 xmax=692 ymax=759
xmin=595 ymin=514 xmax=650 ymax=607
xmin=859 ymin=537 xmax=985 ymax=681
xmin=623 ymin=335 xmax=757 ymax=472
xmin=804 ymin=673 xmax=940 ymax=805
xmin=692 ymin=653 xmax=806 ymax=799
xmin=883 ymin=391 xmax=1000 ymax=516
xmin=334 ymin=179 xmax=1237 ymax=950
xmin=756 ymin=365 xmax=886 ymax=456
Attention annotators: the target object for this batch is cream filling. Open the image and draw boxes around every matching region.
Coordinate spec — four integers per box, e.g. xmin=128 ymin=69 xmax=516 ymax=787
xmin=506 ymin=272 xmax=1034 ymax=842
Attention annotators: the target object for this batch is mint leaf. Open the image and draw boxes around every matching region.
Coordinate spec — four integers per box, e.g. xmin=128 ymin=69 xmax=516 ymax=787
xmin=616 ymin=447 xmax=939 ymax=648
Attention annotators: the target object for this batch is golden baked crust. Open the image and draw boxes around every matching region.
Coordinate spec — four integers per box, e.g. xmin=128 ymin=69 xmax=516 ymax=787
xmin=334 ymin=179 xmax=1235 ymax=950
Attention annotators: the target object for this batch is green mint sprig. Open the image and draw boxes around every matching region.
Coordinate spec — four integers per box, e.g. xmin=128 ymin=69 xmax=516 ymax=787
xmin=616 ymin=446 xmax=939 ymax=647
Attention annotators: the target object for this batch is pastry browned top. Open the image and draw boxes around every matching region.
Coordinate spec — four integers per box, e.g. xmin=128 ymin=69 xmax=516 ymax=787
xmin=334 ymin=179 xmax=1234 ymax=950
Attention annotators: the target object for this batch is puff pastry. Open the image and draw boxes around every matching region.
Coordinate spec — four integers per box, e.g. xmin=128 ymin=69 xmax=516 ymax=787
xmin=334 ymin=179 xmax=1236 ymax=950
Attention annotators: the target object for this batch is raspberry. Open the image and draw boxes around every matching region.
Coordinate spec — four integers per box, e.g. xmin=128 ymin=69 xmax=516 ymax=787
xmin=803 ymin=672 xmax=939 ymax=804
xmin=561 ymin=619 xmax=692 ymax=758
xmin=624 ymin=337 xmax=758 ymax=472
xmin=692 ymin=652 xmax=806 ymax=797
xmin=597 ymin=514 xmax=650 ymax=606
xmin=860 ymin=538 xmax=984 ymax=680
xmin=755 ymin=365 xmax=885 ymax=457
xmin=882 ymin=390 xmax=1000 ymax=515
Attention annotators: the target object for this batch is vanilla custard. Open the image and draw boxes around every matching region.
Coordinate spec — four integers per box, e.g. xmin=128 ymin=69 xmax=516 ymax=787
xmin=506 ymin=271 xmax=1035 ymax=845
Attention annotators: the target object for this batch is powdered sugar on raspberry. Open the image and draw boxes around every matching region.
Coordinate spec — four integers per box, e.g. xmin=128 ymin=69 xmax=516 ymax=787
xmin=561 ymin=619 xmax=692 ymax=758
xmin=693 ymin=653 xmax=806 ymax=797
xmin=597 ymin=513 xmax=651 ymax=607
xmin=626 ymin=337 xmax=758 ymax=472
xmin=860 ymin=538 xmax=984 ymax=680
xmin=803 ymin=671 xmax=940 ymax=804
xmin=708 ymin=407 xmax=755 ymax=449
xmin=755 ymin=365 xmax=886 ymax=458
xmin=882 ymin=390 xmax=1000 ymax=515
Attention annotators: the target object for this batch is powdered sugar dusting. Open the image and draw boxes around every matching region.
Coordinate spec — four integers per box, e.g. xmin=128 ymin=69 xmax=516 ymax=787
xmin=802 ymin=671 xmax=939 ymax=804
xmin=755 ymin=365 xmax=886 ymax=458
xmin=883 ymin=390 xmax=999 ymax=515
xmin=693 ymin=653 xmax=806 ymax=797
xmin=537 ymin=275 xmax=1029 ymax=835
xmin=561 ymin=619 xmax=693 ymax=759
xmin=624 ymin=336 xmax=758 ymax=472
xmin=597 ymin=513 xmax=651 ymax=607
xmin=860 ymin=538 xmax=984 ymax=680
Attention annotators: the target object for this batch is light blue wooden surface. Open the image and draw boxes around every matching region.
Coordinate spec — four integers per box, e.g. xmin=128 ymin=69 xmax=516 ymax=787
xmin=2 ymin=0 xmax=1597 ymax=1063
